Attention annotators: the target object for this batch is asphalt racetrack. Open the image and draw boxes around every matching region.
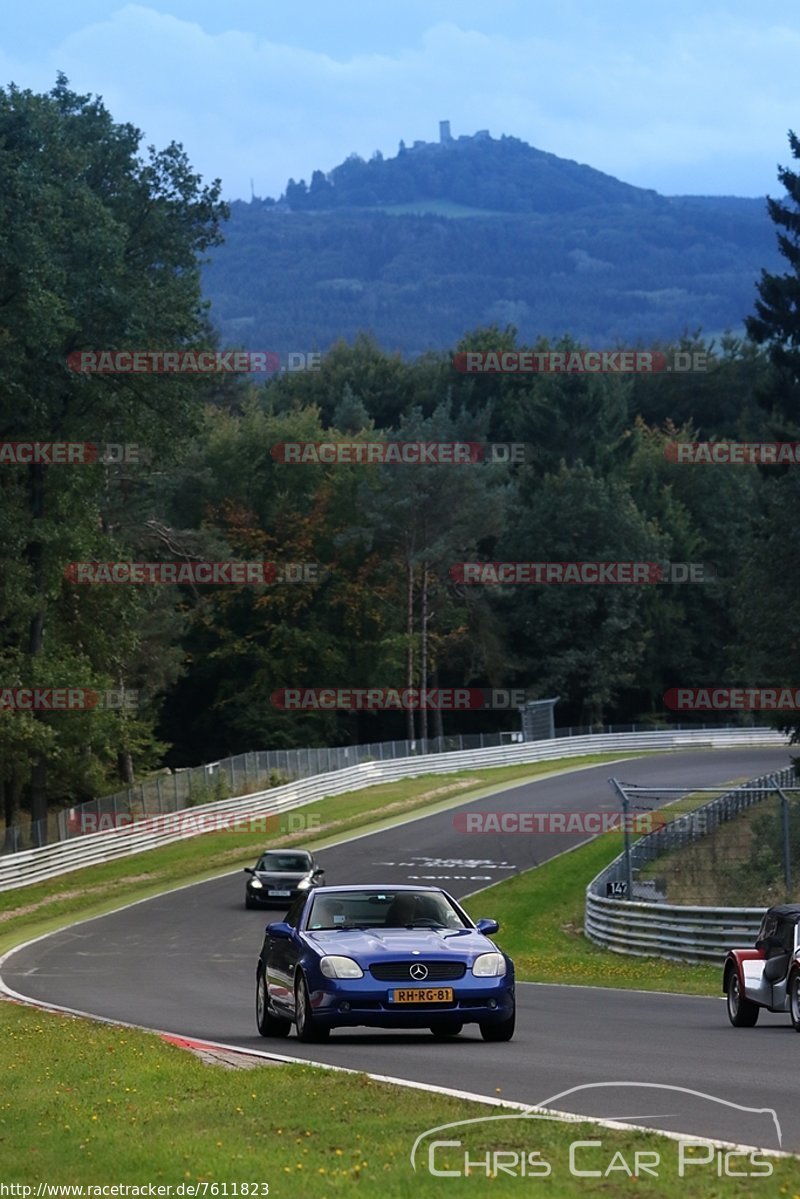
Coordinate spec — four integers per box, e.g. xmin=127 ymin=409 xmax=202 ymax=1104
xmin=4 ymin=748 xmax=798 ymax=1152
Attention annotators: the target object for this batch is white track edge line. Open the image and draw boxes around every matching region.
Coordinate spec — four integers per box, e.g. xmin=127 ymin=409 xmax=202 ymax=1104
xmin=0 ymin=985 xmax=792 ymax=1159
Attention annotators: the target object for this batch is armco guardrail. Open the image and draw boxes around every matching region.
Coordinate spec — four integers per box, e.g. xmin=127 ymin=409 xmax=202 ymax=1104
xmin=585 ymin=764 xmax=797 ymax=962
xmin=0 ymin=727 xmax=788 ymax=893
xmin=584 ymin=897 xmax=766 ymax=961
xmin=38 ymin=720 xmax=780 ymax=854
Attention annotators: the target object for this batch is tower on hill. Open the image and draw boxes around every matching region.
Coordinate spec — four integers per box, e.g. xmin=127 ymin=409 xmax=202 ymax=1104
xmin=439 ymin=120 xmax=453 ymax=144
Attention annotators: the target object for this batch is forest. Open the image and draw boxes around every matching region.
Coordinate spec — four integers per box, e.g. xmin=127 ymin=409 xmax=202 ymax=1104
xmin=202 ymin=131 xmax=783 ymax=352
xmin=1 ymin=79 xmax=799 ymax=837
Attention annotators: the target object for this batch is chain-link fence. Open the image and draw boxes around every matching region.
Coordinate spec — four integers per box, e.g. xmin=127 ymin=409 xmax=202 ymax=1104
xmin=0 ymin=722 xmax=788 ymax=855
xmin=2 ymin=732 xmax=526 ymax=853
xmin=595 ymin=766 xmax=800 ymax=907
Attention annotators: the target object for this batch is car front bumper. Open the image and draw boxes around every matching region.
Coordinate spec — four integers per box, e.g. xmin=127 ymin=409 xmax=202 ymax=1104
xmin=247 ymin=885 xmax=311 ymax=906
xmin=304 ymin=973 xmax=515 ymax=1029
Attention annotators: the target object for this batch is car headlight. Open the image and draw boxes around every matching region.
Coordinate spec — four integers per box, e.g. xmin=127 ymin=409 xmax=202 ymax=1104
xmin=472 ymin=952 xmax=506 ymax=977
xmin=319 ymin=956 xmax=364 ymax=979
xmin=297 ymin=877 xmax=312 ymax=890
xmin=249 ymin=878 xmax=263 ymax=889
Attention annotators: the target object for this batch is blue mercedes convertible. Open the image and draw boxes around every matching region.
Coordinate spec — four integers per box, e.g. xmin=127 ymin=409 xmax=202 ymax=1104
xmin=255 ymin=884 xmax=515 ymax=1042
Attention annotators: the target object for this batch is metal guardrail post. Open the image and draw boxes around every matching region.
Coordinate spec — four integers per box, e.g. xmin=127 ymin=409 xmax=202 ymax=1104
xmin=609 ymin=777 xmax=633 ymax=898
xmin=774 ymin=777 xmax=793 ymax=892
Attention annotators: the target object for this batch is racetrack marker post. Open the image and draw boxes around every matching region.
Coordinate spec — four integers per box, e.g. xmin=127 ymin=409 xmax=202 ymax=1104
xmin=772 ymin=776 xmax=793 ymax=892
xmin=609 ymin=777 xmax=633 ymax=899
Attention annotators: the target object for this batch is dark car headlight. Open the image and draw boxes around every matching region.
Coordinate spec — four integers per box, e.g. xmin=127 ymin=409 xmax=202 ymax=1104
xmin=296 ymin=876 xmax=313 ymax=890
xmin=472 ymin=952 xmax=506 ymax=977
xmin=249 ymin=879 xmax=263 ymax=890
xmin=319 ymin=956 xmax=364 ymax=979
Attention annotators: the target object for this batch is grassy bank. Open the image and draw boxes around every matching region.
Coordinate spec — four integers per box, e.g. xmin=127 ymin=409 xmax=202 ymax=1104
xmin=463 ymin=832 xmax=719 ymax=994
xmin=638 ymin=791 xmax=797 ymax=907
xmin=1 ymin=1001 xmax=796 ymax=1195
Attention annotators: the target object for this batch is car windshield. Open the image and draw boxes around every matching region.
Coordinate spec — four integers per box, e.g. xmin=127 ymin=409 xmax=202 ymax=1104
xmin=256 ymin=853 xmax=311 ymax=872
xmin=307 ymin=890 xmax=470 ymax=931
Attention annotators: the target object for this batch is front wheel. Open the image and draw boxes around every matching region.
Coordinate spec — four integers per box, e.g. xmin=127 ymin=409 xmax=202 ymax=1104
xmin=256 ymin=968 xmax=291 ymax=1037
xmin=789 ymin=969 xmax=800 ymax=1032
xmin=480 ymin=1003 xmax=515 ymax=1042
xmin=726 ymin=969 xmax=759 ymax=1027
xmin=295 ymin=974 xmax=330 ymax=1043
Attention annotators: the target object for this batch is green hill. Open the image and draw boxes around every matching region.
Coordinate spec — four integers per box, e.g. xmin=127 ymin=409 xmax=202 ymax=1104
xmin=203 ymin=128 xmax=782 ymax=354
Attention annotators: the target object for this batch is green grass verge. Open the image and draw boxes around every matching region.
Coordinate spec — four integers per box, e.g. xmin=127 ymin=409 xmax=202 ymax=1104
xmin=2 ymin=1001 xmax=797 ymax=1194
xmin=638 ymin=791 xmax=796 ymax=907
xmin=0 ymin=753 xmax=643 ymax=959
xmin=461 ymin=785 xmax=767 ymax=996
xmin=463 ymin=833 xmax=719 ymax=994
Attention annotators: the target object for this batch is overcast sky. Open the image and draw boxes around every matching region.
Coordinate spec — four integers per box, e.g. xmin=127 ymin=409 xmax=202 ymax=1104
xmin=2 ymin=1 xmax=799 ymax=202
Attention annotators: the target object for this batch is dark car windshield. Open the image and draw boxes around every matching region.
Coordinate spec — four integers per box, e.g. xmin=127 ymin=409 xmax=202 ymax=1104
xmin=307 ymin=890 xmax=470 ymax=931
xmin=256 ymin=853 xmax=312 ymax=872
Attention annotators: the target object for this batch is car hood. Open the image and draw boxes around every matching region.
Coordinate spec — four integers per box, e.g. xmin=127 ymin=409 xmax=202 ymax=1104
xmin=303 ymin=927 xmax=496 ymax=960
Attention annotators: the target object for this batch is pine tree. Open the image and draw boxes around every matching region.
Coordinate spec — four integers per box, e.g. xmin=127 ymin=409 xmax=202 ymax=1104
xmin=745 ymin=130 xmax=800 ymax=427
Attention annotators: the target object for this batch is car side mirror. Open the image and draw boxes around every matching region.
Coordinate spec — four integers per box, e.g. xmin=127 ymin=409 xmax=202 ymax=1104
xmin=267 ymin=922 xmax=293 ymax=939
xmin=244 ymin=867 xmax=255 ymax=875
xmin=476 ymin=918 xmax=499 ymax=935
xmin=313 ymin=868 xmax=324 ymax=877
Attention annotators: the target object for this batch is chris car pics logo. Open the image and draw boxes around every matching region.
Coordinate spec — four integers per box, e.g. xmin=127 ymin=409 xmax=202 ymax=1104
xmin=410 ymin=1083 xmax=780 ymax=1180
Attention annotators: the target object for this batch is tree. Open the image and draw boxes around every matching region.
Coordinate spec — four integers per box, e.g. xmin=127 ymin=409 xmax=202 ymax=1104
xmin=0 ymin=75 xmax=227 ymax=840
xmin=494 ymin=464 xmax=665 ymax=726
xmin=346 ymin=403 xmax=507 ymax=741
xmin=746 ymin=130 xmax=800 ymax=431
xmin=739 ymin=131 xmax=800 ymax=744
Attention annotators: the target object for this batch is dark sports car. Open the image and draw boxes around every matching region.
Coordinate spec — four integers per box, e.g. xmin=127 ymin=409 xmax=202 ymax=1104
xmin=244 ymin=849 xmax=324 ymax=909
xmin=254 ymin=884 xmax=515 ymax=1042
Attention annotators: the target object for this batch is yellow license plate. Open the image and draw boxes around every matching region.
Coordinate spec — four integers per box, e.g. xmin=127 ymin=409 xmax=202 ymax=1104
xmin=390 ymin=987 xmax=454 ymax=1004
